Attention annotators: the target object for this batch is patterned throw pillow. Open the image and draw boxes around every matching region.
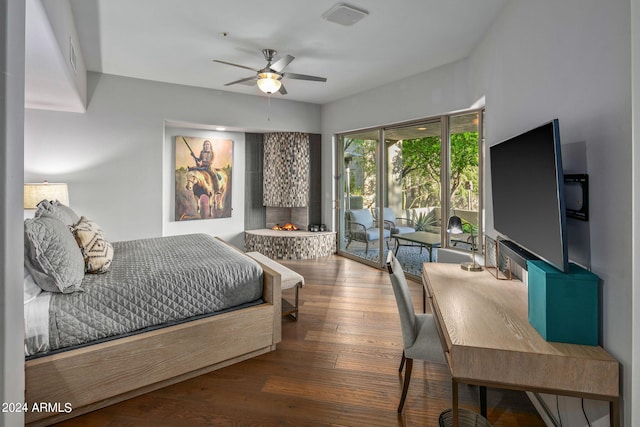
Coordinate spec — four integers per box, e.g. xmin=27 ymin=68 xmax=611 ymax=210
xmin=70 ymin=216 xmax=114 ymax=274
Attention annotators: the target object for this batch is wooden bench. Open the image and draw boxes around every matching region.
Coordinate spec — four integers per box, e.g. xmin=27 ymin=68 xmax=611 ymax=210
xmin=246 ymin=252 xmax=304 ymax=320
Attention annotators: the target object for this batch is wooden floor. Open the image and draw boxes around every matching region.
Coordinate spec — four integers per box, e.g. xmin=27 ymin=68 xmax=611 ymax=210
xmin=55 ymin=255 xmax=545 ymax=427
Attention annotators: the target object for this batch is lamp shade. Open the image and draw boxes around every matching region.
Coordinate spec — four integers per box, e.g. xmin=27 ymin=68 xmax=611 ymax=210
xmin=446 ymin=214 xmax=483 ymax=272
xmin=257 ymin=72 xmax=282 ymax=94
xmin=24 ymin=182 xmax=69 ymax=208
xmin=447 ymin=215 xmax=463 ymax=234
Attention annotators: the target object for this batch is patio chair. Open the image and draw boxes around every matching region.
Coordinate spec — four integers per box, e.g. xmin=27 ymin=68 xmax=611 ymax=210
xmin=345 ymin=208 xmax=391 ymax=254
xmin=376 ymin=207 xmax=415 ymax=235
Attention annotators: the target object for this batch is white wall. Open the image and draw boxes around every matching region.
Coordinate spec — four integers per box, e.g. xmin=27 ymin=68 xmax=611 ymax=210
xmin=40 ymin=0 xmax=87 ymax=107
xmin=25 ymin=72 xmax=321 ymax=242
xmin=631 ymin=0 xmax=640 ymax=423
xmin=25 ymin=0 xmax=87 ymax=112
xmin=469 ymin=0 xmax=632 ymax=424
xmin=320 ymin=58 xmax=474 ymax=229
xmin=1 ymin=1 xmax=26 ymax=425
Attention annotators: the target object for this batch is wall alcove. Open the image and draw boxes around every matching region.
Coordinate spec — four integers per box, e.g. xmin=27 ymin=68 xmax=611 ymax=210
xmin=244 ymin=133 xmax=322 ymax=232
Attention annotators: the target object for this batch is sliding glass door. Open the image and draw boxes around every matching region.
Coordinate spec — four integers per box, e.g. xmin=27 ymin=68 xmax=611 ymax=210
xmin=383 ymin=120 xmax=443 ymax=275
xmin=337 ymin=130 xmax=383 ymax=267
xmin=446 ymin=112 xmax=482 ymax=252
xmin=336 ymin=109 xmax=483 ymax=276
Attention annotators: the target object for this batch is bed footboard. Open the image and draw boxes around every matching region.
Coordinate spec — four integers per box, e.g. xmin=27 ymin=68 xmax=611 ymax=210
xmin=25 ymin=264 xmax=281 ymax=426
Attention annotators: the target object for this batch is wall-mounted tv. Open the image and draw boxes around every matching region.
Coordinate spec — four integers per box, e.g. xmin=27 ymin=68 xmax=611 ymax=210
xmin=490 ymin=119 xmax=569 ymax=272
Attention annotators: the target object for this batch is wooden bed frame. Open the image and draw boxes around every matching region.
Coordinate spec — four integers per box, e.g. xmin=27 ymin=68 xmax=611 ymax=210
xmin=24 ymin=258 xmax=282 ymax=426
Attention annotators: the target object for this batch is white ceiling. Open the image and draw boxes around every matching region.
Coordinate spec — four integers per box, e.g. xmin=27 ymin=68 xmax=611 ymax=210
xmin=57 ymin=0 xmax=508 ymax=105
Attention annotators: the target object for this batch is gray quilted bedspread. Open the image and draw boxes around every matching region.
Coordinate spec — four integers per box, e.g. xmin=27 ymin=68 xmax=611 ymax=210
xmin=47 ymin=234 xmax=263 ymax=352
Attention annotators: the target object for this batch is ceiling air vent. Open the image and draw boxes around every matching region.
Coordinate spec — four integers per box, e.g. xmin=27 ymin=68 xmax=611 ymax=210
xmin=69 ymin=38 xmax=77 ymax=74
xmin=322 ymin=3 xmax=369 ymax=26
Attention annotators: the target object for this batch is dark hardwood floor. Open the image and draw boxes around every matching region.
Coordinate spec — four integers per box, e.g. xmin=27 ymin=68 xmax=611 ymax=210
xmin=55 ymin=255 xmax=545 ymax=426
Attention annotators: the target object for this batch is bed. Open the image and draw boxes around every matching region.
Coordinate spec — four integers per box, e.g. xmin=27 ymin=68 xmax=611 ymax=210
xmin=23 ymin=201 xmax=282 ymax=426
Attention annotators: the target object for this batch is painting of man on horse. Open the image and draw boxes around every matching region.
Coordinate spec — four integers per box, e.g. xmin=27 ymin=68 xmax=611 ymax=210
xmin=175 ymin=136 xmax=233 ymax=220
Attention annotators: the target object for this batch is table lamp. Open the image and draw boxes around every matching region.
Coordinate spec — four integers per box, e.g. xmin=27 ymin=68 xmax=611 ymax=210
xmin=24 ymin=181 xmax=69 ymax=209
xmin=447 ymin=215 xmax=483 ymax=272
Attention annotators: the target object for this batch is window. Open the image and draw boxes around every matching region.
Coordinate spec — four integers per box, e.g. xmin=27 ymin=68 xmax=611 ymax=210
xmin=336 ymin=109 xmax=484 ymax=276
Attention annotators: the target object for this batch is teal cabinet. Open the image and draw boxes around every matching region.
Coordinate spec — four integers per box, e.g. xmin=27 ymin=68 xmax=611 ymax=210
xmin=527 ymin=260 xmax=599 ymax=346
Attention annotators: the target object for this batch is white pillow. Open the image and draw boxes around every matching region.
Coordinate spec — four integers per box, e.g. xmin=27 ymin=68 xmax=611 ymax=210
xmin=24 ymin=268 xmax=42 ymax=304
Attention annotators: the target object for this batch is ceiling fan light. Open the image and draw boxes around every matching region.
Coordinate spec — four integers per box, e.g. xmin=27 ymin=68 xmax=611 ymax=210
xmin=257 ymin=73 xmax=282 ymax=94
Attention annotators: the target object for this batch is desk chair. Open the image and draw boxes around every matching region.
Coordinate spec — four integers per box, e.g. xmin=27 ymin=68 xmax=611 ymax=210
xmin=386 ymin=251 xmax=446 ymax=412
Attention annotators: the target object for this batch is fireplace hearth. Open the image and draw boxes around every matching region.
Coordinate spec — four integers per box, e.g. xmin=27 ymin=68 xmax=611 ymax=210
xmin=245 ymin=228 xmax=336 ymax=260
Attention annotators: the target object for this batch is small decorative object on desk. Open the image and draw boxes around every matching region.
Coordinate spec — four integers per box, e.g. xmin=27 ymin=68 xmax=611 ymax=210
xmin=484 ymin=235 xmax=512 ymax=280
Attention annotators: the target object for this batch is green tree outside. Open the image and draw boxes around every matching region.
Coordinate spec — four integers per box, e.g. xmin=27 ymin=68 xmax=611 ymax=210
xmin=344 ymin=132 xmax=479 ymax=213
xmin=394 ymin=132 xmax=479 ymax=209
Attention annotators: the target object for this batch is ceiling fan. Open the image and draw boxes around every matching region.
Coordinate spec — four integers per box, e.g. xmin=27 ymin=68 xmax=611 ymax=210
xmin=213 ymin=49 xmax=327 ymax=95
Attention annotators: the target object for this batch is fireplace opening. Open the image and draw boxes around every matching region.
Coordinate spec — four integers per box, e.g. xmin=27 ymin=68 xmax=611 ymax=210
xmin=272 ymin=223 xmax=299 ymax=231
xmin=265 ymin=207 xmax=308 ymax=232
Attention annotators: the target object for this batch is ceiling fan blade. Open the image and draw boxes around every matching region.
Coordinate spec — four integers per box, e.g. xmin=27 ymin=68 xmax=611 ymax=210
xmin=270 ymin=55 xmax=294 ymax=72
xmin=213 ymin=59 xmax=260 ymax=73
xmin=224 ymin=76 xmax=257 ymax=86
xmin=278 ymin=83 xmax=288 ymax=95
xmin=282 ymin=72 xmax=327 ymax=82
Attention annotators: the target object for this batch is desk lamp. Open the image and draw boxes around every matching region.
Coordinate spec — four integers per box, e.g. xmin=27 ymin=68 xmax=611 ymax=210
xmin=447 ymin=215 xmax=483 ymax=272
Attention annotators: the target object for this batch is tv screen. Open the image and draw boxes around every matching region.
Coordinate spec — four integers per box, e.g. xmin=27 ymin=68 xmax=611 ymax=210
xmin=490 ymin=119 xmax=569 ymax=272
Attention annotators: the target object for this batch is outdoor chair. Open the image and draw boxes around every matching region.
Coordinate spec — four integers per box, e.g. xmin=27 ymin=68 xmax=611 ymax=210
xmin=386 ymin=251 xmax=446 ymax=412
xmin=345 ymin=208 xmax=391 ymax=254
xmin=376 ymin=207 xmax=415 ymax=235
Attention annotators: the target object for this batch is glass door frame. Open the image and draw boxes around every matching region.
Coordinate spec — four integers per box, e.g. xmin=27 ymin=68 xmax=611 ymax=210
xmin=335 ymin=108 xmax=485 ymax=273
xmin=336 ymin=128 xmax=386 ymax=270
xmin=444 ymin=109 xmax=484 ymax=252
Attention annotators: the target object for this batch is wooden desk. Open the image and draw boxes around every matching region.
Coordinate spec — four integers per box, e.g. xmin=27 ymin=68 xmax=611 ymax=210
xmin=422 ymin=263 xmax=620 ymax=427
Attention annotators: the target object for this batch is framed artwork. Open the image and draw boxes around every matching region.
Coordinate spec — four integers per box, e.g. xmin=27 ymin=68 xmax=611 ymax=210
xmin=175 ymin=136 xmax=233 ymax=220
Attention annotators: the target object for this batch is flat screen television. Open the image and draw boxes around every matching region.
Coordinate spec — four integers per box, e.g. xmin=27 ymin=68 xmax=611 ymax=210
xmin=490 ymin=119 xmax=569 ymax=272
